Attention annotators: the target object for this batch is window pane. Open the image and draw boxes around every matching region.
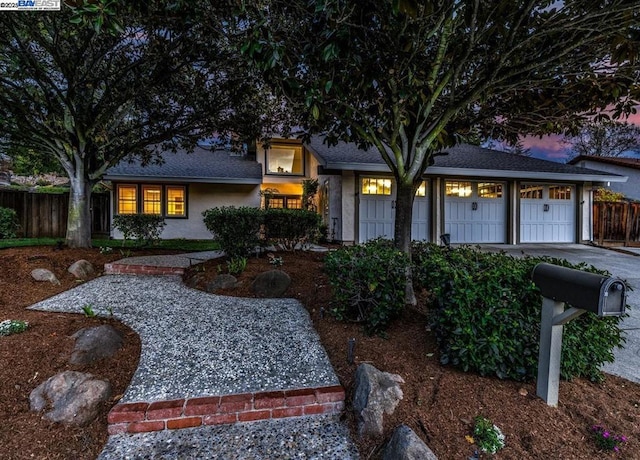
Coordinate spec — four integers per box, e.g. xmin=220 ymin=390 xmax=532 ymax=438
xmin=117 ymin=185 xmax=137 ymax=214
xmin=166 ymin=186 xmax=186 ymax=216
xmin=269 ymin=198 xmax=284 ymax=208
xmin=142 ymin=185 xmax=162 ymax=215
xmin=415 ymin=181 xmax=427 ymax=197
xmin=549 ymin=186 xmax=571 ymax=200
xmin=478 ymin=182 xmax=503 ymax=198
xmin=520 ymin=185 xmax=543 ymax=199
xmin=286 ymin=197 xmax=302 ymax=209
xmin=445 ymin=181 xmax=472 ymax=197
xmin=267 ymin=145 xmax=304 ymax=175
xmin=361 ymin=178 xmax=392 ymax=195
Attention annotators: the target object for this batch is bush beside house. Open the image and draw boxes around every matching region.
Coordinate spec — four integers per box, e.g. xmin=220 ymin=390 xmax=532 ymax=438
xmin=326 ymin=240 xmax=627 ymax=382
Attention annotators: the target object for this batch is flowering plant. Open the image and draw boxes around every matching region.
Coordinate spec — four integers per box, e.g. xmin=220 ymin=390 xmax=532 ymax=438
xmin=472 ymin=416 xmax=505 ymax=454
xmin=0 ymin=319 xmax=28 ymax=337
xmin=592 ymin=425 xmax=627 ymax=452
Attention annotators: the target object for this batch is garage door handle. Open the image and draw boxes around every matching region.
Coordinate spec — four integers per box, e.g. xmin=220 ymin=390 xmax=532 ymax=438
xmin=544 ymin=204 xmax=549 ymax=212
xmin=472 ymin=202 xmax=478 ymax=211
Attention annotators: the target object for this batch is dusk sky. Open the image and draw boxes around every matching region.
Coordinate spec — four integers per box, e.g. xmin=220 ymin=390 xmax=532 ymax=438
xmin=521 ymin=112 xmax=640 ymax=163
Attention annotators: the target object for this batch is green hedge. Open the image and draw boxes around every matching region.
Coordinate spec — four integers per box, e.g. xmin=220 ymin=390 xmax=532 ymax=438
xmin=263 ymin=208 xmax=321 ymax=250
xmin=325 ymin=238 xmax=408 ymax=335
xmin=0 ymin=207 xmax=19 ymax=239
xmin=412 ymin=242 xmax=627 ymax=382
xmin=112 ymin=214 xmax=166 ymax=246
xmin=202 ymin=206 xmax=263 ymax=258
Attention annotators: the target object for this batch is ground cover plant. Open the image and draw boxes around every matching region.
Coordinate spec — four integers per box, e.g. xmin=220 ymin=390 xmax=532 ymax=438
xmin=2 ymin=244 xmax=639 ymax=459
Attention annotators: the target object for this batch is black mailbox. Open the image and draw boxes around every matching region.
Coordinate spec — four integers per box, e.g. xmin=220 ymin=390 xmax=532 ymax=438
xmin=531 ymin=263 xmax=626 ymax=317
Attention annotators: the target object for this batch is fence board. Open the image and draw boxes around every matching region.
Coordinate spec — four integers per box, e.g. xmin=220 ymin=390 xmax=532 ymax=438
xmin=0 ymin=190 xmax=109 ymax=238
xmin=593 ymin=201 xmax=640 ymax=246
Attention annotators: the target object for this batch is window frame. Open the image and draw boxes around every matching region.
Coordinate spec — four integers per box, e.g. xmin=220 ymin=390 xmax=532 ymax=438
xmin=265 ymin=144 xmax=305 ymax=176
xmin=265 ymin=194 xmax=303 ymax=209
xmin=115 ymin=183 xmax=188 ymax=219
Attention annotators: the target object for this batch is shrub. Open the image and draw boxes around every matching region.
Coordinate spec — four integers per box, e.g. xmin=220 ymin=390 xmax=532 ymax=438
xmin=472 ymin=416 xmax=506 ymax=455
xmin=0 ymin=207 xmax=19 ymax=239
xmin=412 ymin=242 xmax=627 ymax=382
xmin=263 ymin=208 xmax=321 ymax=251
xmin=202 ymin=206 xmax=263 ymax=258
xmin=325 ymin=238 xmax=409 ymax=335
xmin=227 ymin=256 xmax=248 ymax=275
xmin=0 ymin=319 xmax=28 ymax=336
xmin=112 ymin=214 xmax=166 ymax=246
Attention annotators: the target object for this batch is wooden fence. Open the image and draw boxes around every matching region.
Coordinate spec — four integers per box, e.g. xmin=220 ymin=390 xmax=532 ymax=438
xmin=593 ymin=201 xmax=640 ymax=247
xmin=0 ymin=190 xmax=110 ymax=238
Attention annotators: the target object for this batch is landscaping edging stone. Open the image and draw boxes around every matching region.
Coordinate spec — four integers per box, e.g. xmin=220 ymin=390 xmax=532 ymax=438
xmin=108 ymin=385 xmax=345 ymax=434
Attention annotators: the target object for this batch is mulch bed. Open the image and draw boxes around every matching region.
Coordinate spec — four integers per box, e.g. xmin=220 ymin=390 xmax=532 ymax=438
xmin=1 ymin=246 xmax=639 ymax=459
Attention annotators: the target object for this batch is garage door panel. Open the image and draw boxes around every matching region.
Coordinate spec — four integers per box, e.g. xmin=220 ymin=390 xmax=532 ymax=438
xmin=360 ymin=179 xmax=430 ymax=243
xmin=520 ymin=185 xmax=575 ymax=243
xmin=444 ymin=182 xmax=506 ymax=243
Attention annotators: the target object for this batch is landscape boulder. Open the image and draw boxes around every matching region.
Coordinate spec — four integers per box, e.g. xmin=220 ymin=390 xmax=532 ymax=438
xmin=68 ymin=259 xmax=95 ymax=280
xmin=206 ymin=274 xmax=238 ymax=293
xmin=383 ymin=424 xmax=438 ymax=460
xmin=30 ymin=268 xmax=60 ymax=285
xmin=352 ymin=363 xmax=404 ymax=437
xmin=251 ymin=270 xmax=291 ymax=297
xmin=29 ymin=371 xmax=111 ymax=426
xmin=70 ymin=325 xmax=124 ymax=366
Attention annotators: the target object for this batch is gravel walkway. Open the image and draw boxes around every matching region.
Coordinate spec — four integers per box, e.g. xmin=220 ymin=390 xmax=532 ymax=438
xmin=29 ymin=261 xmax=358 ymax=459
xmin=30 ymin=275 xmax=339 ymax=402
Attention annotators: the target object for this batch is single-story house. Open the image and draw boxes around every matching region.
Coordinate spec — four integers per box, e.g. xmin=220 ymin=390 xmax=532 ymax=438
xmin=568 ymin=155 xmax=640 ymax=201
xmin=104 ymin=138 xmax=628 ymax=244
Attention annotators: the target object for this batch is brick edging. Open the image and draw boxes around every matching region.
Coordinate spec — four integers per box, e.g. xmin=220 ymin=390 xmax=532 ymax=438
xmin=104 ymin=263 xmax=185 ymax=276
xmin=107 ymin=385 xmax=345 ymax=435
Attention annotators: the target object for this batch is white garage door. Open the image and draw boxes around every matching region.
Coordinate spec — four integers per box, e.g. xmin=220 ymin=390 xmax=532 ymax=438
xmin=444 ymin=181 xmax=506 ymax=243
xmin=359 ymin=178 xmax=430 ymax=243
xmin=520 ymin=184 xmax=575 ymax=243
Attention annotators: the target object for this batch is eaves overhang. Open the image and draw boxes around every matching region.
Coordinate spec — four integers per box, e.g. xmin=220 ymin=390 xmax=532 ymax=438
xmin=103 ymin=175 xmax=263 ymax=185
xmin=321 ymin=162 xmax=628 ymax=183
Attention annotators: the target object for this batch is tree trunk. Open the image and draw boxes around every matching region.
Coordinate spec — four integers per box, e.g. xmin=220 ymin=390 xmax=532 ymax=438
xmin=66 ymin=175 xmax=93 ymax=248
xmin=394 ymin=180 xmax=418 ymax=306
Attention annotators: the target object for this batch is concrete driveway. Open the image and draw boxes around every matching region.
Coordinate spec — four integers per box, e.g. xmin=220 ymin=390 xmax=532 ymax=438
xmin=479 ymin=244 xmax=640 ymax=384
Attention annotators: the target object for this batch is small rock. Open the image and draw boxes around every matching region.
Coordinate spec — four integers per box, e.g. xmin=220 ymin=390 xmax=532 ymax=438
xmin=206 ymin=274 xmax=238 ymax=293
xmin=251 ymin=270 xmax=291 ymax=297
xmin=70 ymin=325 xmax=124 ymax=366
xmin=383 ymin=424 xmax=438 ymax=460
xmin=29 ymin=371 xmax=111 ymax=426
xmin=31 ymin=268 xmax=60 ymax=285
xmin=352 ymin=363 xmax=404 ymax=437
xmin=518 ymin=387 xmax=528 ymax=397
xmin=68 ymin=260 xmax=94 ymax=280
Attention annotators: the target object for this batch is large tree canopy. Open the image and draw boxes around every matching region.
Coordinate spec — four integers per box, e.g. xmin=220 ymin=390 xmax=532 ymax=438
xmin=563 ymin=119 xmax=640 ymax=158
xmin=240 ymin=0 xmax=640 ymax=252
xmin=0 ymin=3 xmax=276 ymax=247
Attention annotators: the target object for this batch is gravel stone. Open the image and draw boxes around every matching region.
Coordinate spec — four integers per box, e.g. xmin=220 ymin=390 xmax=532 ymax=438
xmin=98 ymin=415 xmax=358 ymax=460
xmin=29 ymin=275 xmax=339 ymax=402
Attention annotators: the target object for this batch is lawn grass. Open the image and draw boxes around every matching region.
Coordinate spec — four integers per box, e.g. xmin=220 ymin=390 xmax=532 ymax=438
xmin=0 ymin=238 xmax=220 ymax=251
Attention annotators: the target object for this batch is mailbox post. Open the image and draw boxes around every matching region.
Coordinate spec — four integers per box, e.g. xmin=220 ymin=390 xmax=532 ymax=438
xmin=531 ymin=263 xmax=626 ymax=406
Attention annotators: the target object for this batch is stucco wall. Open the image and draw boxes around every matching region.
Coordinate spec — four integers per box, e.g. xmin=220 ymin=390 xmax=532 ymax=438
xmin=110 ymin=183 xmax=261 ymax=240
xmin=341 ymin=171 xmax=356 ymax=244
xmin=574 ymin=160 xmax=638 ymax=200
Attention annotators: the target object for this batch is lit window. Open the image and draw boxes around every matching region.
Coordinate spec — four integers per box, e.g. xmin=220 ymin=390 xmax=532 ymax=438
xmin=549 ymin=186 xmax=571 ymax=200
xmin=415 ymin=181 xmax=427 ymax=197
xmin=362 ymin=178 xmax=392 ymax=195
xmin=478 ymin=183 xmax=503 ymax=198
xmin=266 ymin=145 xmax=304 ymax=175
xmin=265 ymin=195 xmax=302 ymax=209
xmin=166 ymin=186 xmax=186 ymax=216
xmin=142 ymin=185 xmax=162 ymax=215
xmin=520 ymin=185 xmax=543 ymax=199
xmin=445 ymin=181 xmax=472 ymax=198
xmin=117 ymin=185 xmax=137 ymax=214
